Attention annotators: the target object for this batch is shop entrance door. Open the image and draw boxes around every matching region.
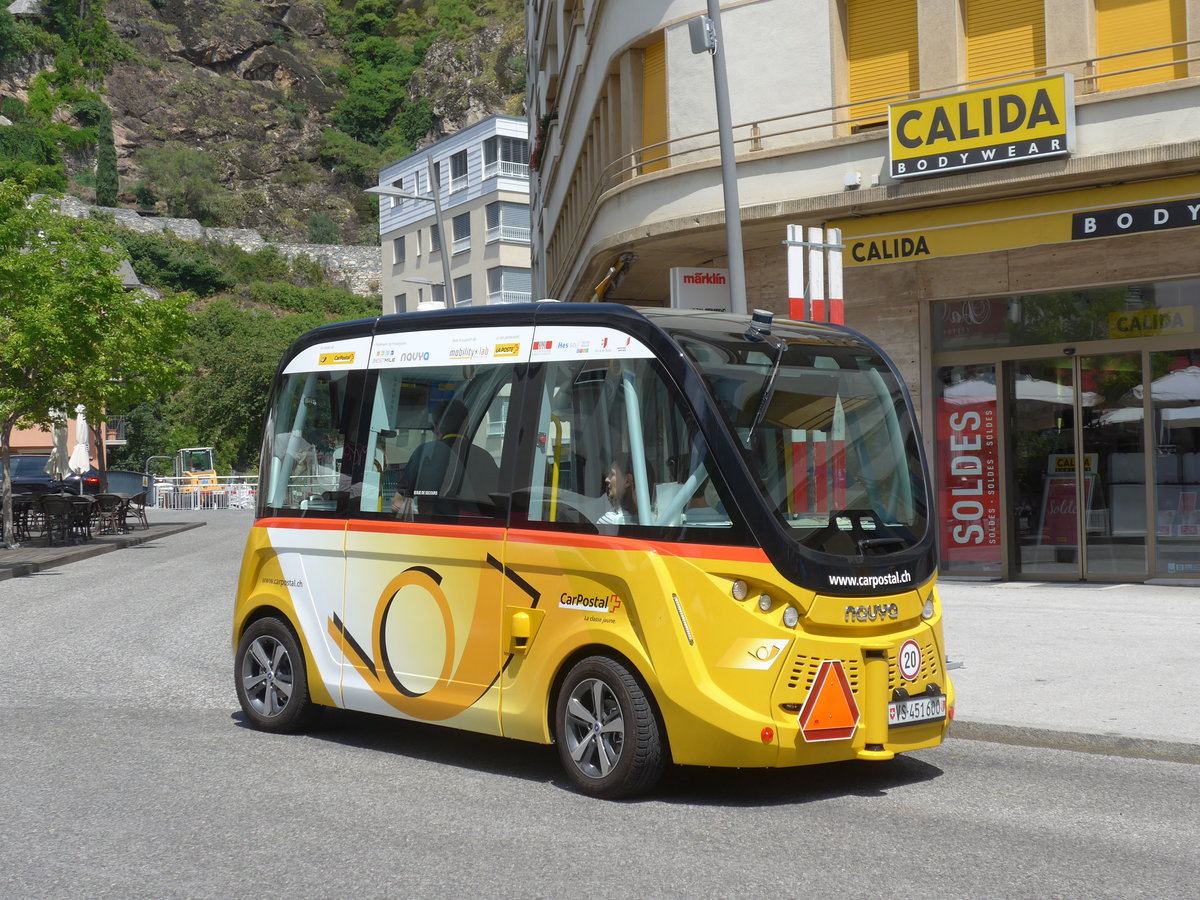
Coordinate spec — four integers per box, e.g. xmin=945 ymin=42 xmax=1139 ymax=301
xmin=1008 ymin=354 xmax=1147 ymax=580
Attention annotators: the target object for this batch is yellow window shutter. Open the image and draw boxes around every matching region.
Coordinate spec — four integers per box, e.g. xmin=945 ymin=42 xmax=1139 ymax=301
xmin=847 ymin=0 xmax=918 ymax=126
xmin=642 ymin=40 xmax=668 ymax=173
xmin=966 ymin=0 xmax=1046 ymax=85
xmin=1096 ymin=0 xmax=1187 ymax=90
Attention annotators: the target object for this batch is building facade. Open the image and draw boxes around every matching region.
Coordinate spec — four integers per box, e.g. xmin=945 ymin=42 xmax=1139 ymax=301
xmin=527 ymin=0 xmax=1200 ymax=583
xmin=375 ymin=115 xmax=532 ymax=314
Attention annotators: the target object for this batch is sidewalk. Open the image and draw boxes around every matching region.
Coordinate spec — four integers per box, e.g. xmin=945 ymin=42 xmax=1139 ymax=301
xmin=940 ymin=578 xmax=1200 ymax=763
xmin=0 ymin=516 xmax=205 ymax=581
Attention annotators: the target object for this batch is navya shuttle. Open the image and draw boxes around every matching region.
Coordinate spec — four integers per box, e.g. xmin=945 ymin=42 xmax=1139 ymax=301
xmin=233 ymin=303 xmax=952 ymax=798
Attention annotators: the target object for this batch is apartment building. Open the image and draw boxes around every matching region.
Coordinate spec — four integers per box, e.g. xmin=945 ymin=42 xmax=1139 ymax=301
xmin=375 ymin=115 xmax=532 ymax=314
xmin=527 ymin=0 xmax=1200 ymax=583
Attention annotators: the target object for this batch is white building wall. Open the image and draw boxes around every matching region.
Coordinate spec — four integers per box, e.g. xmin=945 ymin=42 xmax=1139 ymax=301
xmin=376 ymin=115 xmax=531 ymax=314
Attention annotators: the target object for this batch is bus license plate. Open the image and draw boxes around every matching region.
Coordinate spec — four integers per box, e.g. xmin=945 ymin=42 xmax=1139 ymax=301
xmin=888 ymin=695 xmax=946 ymax=727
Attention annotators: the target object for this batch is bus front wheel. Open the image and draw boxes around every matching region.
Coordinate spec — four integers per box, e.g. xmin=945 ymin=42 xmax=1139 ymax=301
xmin=555 ymin=656 xmax=665 ymax=798
xmin=235 ymin=617 xmax=320 ymax=733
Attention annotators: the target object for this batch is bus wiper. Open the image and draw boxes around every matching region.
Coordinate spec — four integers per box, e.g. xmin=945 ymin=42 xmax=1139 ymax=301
xmin=744 ymin=310 xmax=786 ymax=443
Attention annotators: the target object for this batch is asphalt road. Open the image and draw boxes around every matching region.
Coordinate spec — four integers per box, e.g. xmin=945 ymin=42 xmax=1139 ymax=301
xmin=0 ymin=511 xmax=1195 ymax=899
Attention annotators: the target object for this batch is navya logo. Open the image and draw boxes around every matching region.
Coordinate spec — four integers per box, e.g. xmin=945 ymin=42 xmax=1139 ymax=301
xmin=397 ymin=351 xmax=431 ymax=362
xmin=559 ymin=592 xmax=622 ymax=613
xmin=844 ymin=603 xmax=900 ymax=623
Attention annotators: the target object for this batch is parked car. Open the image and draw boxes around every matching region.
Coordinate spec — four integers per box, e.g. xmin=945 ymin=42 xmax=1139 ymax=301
xmin=7 ymin=455 xmax=102 ymax=494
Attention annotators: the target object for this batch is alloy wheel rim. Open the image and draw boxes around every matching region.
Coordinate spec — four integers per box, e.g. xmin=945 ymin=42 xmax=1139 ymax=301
xmin=563 ymin=677 xmax=624 ymax=778
xmin=242 ymin=635 xmax=294 ymax=717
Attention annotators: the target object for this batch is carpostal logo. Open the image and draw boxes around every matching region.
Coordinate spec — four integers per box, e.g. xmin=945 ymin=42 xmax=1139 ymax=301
xmin=319 ymin=351 xmax=356 ymax=366
xmin=559 ymin=592 xmax=622 ymax=613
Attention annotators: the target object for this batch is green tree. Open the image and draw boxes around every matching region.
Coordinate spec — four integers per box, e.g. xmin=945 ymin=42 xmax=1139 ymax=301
xmin=134 ymin=144 xmax=238 ymax=225
xmin=0 ymin=180 xmax=189 ymax=543
xmin=306 ymin=212 xmax=340 ymax=244
xmin=0 ymin=9 xmax=29 ymax=64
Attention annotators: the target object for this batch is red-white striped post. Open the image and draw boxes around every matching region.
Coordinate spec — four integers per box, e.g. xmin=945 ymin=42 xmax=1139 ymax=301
xmin=785 ymin=225 xmax=844 ymax=324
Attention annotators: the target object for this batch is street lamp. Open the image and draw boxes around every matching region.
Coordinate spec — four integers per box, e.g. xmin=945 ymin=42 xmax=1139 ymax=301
xmin=403 ymin=276 xmax=448 ymax=311
xmin=689 ymin=1 xmax=748 ymax=314
xmin=366 ymin=151 xmax=455 ymax=307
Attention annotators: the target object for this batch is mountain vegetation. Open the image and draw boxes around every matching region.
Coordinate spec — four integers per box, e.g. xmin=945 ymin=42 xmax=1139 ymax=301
xmin=0 ymin=0 xmax=526 ymax=243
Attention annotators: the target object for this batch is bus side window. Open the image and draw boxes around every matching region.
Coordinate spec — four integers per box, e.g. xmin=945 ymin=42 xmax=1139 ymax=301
xmin=524 ymin=356 xmax=731 ymax=533
xmin=358 ymin=361 xmax=514 ymax=520
xmin=262 ymin=369 xmax=360 ymax=512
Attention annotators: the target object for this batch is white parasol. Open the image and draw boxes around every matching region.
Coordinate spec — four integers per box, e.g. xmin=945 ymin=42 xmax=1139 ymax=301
xmin=1097 ymin=405 xmax=1200 ymax=429
xmin=68 ymin=404 xmax=91 ymax=493
xmin=44 ymin=413 xmax=70 ymax=482
xmin=943 ymin=375 xmax=1101 ymax=407
xmin=1124 ymin=365 xmax=1200 ymax=408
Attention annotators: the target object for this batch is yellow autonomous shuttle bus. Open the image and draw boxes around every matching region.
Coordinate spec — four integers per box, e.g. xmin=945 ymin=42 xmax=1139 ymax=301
xmin=234 ymin=303 xmax=953 ymax=797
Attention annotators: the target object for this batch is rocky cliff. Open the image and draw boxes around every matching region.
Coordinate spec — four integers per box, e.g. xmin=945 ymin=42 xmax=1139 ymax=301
xmin=1 ymin=0 xmax=524 ymax=243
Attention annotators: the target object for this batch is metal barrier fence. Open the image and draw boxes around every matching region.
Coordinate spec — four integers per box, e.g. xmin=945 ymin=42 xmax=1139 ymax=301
xmin=151 ymin=476 xmax=258 ymax=510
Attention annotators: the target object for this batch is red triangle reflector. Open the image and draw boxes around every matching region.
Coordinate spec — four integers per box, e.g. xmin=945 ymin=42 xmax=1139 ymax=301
xmin=798 ymin=659 xmax=860 ymax=742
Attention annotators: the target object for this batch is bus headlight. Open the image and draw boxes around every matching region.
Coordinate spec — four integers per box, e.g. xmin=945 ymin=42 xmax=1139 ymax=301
xmin=757 ymin=594 xmax=773 ymax=612
xmin=782 ymin=606 xmax=799 ymax=628
xmin=731 ymin=580 xmax=749 ymax=601
xmin=921 ymin=596 xmax=935 ymax=620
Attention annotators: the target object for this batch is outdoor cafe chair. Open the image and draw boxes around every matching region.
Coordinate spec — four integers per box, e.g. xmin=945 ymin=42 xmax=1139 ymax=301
xmin=124 ymin=491 xmax=149 ymax=530
xmin=93 ymin=493 xmax=125 ymax=535
xmin=38 ymin=494 xmax=73 ymax=546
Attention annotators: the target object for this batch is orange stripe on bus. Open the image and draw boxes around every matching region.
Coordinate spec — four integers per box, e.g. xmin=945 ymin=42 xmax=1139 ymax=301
xmin=254 ymin=518 xmax=767 ymax=564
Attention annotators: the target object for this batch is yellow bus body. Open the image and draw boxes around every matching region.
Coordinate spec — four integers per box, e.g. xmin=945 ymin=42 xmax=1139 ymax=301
xmin=233 ymin=518 xmax=952 ymax=768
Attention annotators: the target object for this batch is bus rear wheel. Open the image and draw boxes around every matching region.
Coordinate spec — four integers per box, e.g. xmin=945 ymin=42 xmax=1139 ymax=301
xmin=555 ymin=656 xmax=664 ymax=799
xmin=235 ymin=617 xmax=319 ymax=733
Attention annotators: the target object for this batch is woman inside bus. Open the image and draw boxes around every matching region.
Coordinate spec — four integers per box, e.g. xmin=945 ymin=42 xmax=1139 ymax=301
xmin=596 ymin=453 xmax=653 ymax=526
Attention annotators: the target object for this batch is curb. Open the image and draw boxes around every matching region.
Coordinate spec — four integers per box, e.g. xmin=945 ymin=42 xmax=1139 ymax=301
xmin=0 ymin=521 xmax=206 ymax=581
xmin=949 ymin=719 xmax=1200 ymax=765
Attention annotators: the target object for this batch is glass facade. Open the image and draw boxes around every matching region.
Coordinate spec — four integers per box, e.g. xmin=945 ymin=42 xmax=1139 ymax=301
xmin=931 ymin=280 xmax=1200 ymax=580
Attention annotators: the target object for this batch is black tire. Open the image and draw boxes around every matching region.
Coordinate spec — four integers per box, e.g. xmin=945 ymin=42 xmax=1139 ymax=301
xmin=554 ymin=656 xmax=665 ymax=799
xmin=235 ymin=617 xmax=320 ymax=733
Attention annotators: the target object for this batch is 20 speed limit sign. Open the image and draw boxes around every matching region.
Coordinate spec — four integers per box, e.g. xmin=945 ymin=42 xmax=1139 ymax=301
xmin=898 ymin=639 xmax=921 ymax=681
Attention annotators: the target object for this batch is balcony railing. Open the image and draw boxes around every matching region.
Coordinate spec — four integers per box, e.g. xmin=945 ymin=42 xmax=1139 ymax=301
xmin=449 ymin=173 xmax=469 ymax=193
xmin=452 ymin=236 xmax=471 ymax=254
xmin=487 ymin=290 xmax=532 ymax=305
xmin=486 ymin=224 xmax=532 ymax=244
xmin=484 ymin=160 xmax=530 ymax=180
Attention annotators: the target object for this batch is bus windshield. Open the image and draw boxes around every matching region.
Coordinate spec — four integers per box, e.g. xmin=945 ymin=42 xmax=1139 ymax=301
xmin=676 ymin=326 xmax=928 ymax=557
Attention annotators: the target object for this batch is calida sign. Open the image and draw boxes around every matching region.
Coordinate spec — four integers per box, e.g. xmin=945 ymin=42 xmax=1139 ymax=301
xmin=889 ymin=74 xmax=1074 ymax=179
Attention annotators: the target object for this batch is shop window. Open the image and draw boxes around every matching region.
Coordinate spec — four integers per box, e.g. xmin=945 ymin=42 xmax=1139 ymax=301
xmin=935 ymin=364 xmax=1002 ymax=573
xmin=1149 ymin=348 xmax=1200 ymax=575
